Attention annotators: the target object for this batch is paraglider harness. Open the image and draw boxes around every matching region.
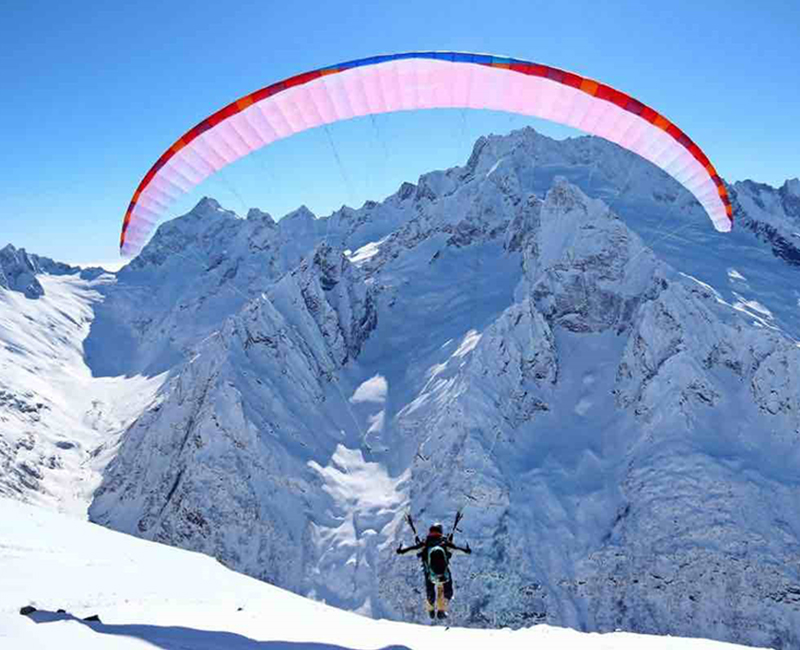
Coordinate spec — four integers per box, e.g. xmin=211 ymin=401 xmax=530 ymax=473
xmin=396 ymin=510 xmax=471 ymax=585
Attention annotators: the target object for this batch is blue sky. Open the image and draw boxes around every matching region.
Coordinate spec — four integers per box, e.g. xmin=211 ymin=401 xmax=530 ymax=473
xmin=2 ymin=1 xmax=798 ymax=267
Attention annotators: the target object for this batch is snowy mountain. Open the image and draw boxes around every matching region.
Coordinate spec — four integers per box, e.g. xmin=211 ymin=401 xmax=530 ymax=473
xmin=732 ymin=178 xmax=800 ymax=267
xmin=0 ymin=244 xmax=101 ymax=298
xmin=3 ymin=128 xmax=800 ymax=649
xmin=0 ymin=249 xmax=161 ymax=516
xmin=3 ymin=497 xmax=761 ymax=650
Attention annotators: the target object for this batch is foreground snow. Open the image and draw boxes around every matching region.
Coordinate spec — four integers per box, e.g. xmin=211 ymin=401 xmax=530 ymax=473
xmin=1 ymin=499 xmax=764 ymax=649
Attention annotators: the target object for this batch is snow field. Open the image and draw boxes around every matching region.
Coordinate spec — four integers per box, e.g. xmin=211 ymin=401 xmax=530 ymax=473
xmin=0 ymin=498 xmax=762 ymax=649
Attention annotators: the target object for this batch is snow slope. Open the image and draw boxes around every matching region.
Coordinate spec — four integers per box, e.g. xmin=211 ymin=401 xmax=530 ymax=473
xmin=0 ymin=259 xmax=164 ymax=516
xmin=1 ymin=497 xmax=763 ymax=650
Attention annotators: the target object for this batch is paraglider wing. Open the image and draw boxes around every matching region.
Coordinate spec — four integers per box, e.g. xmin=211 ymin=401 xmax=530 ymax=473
xmin=120 ymin=52 xmax=732 ymax=257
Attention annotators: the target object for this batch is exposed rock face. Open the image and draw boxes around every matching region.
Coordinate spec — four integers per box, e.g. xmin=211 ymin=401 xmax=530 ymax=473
xmin=90 ymin=243 xmax=380 ymax=597
xmin=0 ymin=245 xmax=45 ymax=298
xmin=733 ymin=179 xmax=800 ymax=267
xmin=0 ymin=244 xmax=87 ymax=298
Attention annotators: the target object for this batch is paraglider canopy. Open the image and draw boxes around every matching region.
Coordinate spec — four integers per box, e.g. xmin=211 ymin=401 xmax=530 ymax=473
xmin=120 ymin=51 xmax=732 ymax=257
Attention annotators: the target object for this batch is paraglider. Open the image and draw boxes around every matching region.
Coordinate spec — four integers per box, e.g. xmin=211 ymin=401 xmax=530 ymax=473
xmin=120 ymin=51 xmax=732 ymax=257
xmin=396 ymin=510 xmax=471 ymax=621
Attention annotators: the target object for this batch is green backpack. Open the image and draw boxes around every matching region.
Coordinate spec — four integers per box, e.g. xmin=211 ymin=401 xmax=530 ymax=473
xmin=426 ymin=542 xmax=451 ymax=584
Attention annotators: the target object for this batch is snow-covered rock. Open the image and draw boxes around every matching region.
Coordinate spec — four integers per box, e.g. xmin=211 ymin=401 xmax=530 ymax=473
xmin=732 ymin=178 xmax=800 ymax=267
xmin=0 ymin=244 xmax=91 ymax=298
xmin=89 ymin=244 xmax=380 ymax=600
xmin=0 ymin=244 xmax=45 ymax=298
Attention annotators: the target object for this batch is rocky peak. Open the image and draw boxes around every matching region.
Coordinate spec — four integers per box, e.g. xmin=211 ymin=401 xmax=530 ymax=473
xmin=0 ymin=244 xmax=45 ymax=298
xmin=191 ymin=196 xmax=227 ymax=218
xmin=125 ymin=197 xmax=242 ymax=271
xmin=523 ymin=178 xmax=658 ymax=334
xmin=782 ymin=177 xmax=800 ymax=198
xmin=281 ymin=204 xmax=316 ymax=224
xmin=395 ymin=181 xmax=417 ymax=202
xmin=732 ymin=179 xmax=800 ymax=267
xmin=779 ymin=177 xmax=800 ymax=218
xmin=246 ymin=207 xmax=276 ymax=225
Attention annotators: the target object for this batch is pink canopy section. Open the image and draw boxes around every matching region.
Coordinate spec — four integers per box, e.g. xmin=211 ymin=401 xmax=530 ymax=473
xmin=121 ymin=52 xmax=732 ymax=257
